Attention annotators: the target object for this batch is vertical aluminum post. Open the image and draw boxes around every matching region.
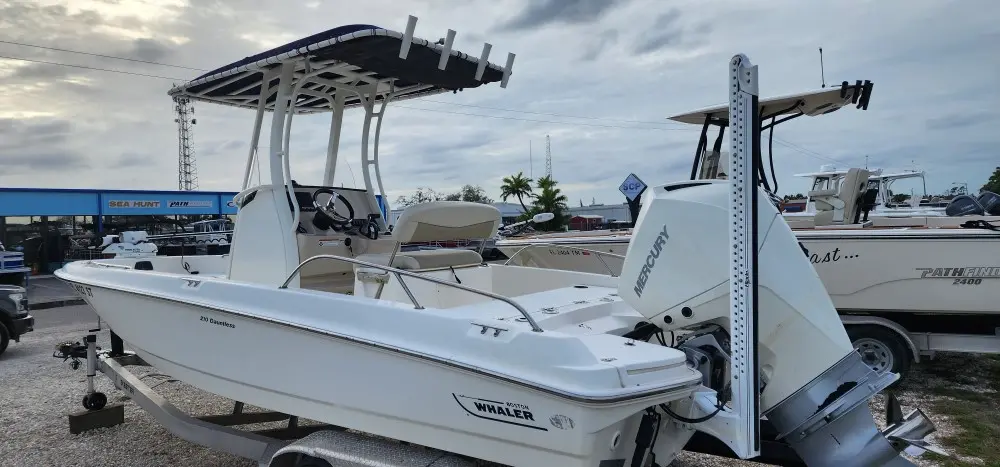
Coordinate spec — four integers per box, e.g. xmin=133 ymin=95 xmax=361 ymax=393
xmin=728 ymin=53 xmax=761 ymax=459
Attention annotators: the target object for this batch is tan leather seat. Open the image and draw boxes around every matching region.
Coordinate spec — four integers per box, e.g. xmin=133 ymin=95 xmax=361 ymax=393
xmin=355 ymin=201 xmax=500 ymax=273
xmin=357 ymin=249 xmax=482 ymax=270
xmin=812 ymin=168 xmax=870 ymax=226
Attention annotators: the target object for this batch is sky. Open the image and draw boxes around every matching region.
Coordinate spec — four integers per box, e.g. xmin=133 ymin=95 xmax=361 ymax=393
xmin=1 ymin=0 xmax=998 ymax=207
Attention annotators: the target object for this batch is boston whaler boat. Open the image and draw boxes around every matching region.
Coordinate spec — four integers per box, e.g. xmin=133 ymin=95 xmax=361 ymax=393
xmin=55 ymin=20 xmax=939 ymax=466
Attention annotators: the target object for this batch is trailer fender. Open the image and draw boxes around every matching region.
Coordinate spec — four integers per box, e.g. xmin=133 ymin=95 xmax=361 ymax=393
xmin=840 ymin=315 xmax=920 ymax=363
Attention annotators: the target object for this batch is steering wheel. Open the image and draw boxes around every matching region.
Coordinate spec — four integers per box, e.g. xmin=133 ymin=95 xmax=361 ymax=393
xmin=311 ymin=188 xmax=354 ymax=229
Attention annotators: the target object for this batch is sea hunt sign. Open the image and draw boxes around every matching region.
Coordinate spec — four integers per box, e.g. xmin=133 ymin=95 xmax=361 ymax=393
xmin=168 ymin=200 xmax=213 ymax=208
xmin=108 ymin=200 xmax=161 ymax=208
xmin=619 ymin=173 xmax=647 ymax=202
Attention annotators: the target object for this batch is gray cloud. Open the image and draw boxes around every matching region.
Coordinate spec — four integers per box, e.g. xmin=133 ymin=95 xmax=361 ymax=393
xmin=579 ymin=30 xmax=619 ymax=61
xmin=0 ymin=0 xmax=995 ymax=201
xmin=114 ymin=152 xmax=150 ymax=168
xmin=495 ymin=0 xmax=628 ymax=32
xmin=632 ymin=9 xmax=712 ymax=55
xmin=925 ymin=111 xmax=993 ymax=131
xmin=127 ymin=38 xmax=174 ymax=63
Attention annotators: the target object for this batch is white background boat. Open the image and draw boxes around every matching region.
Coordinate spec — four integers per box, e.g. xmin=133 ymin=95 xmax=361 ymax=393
xmin=497 ymin=86 xmax=1000 ymax=318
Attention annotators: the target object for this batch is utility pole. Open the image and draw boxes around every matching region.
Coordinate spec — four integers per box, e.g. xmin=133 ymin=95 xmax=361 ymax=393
xmin=175 ymin=96 xmax=199 ymax=191
xmin=529 ymin=140 xmax=533 ymax=179
xmin=544 ymin=134 xmax=552 ymax=179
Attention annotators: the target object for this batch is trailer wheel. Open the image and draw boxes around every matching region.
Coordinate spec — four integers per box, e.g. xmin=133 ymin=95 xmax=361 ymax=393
xmin=846 ymin=325 xmax=911 ymax=381
xmin=82 ymin=392 xmax=108 ymax=411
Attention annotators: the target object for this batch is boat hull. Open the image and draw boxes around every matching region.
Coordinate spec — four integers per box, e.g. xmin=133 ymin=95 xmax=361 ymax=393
xmin=56 ymin=262 xmax=700 ymax=467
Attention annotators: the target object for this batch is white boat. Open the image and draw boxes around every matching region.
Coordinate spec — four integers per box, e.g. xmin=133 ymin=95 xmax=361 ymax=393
xmin=98 ymin=231 xmax=158 ymax=259
xmin=54 ymin=28 xmax=937 ymax=466
xmin=497 ymin=84 xmax=1000 ymax=318
xmin=788 ymin=165 xmax=942 ymax=216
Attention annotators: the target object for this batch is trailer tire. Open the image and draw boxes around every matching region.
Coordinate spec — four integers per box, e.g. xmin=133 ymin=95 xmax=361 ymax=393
xmin=846 ymin=325 xmax=911 ymax=382
xmin=0 ymin=323 xmax=9 ymax=356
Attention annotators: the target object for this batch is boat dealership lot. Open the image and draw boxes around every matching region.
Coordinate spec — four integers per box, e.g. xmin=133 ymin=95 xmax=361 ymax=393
xmin=0 ymin=303 xmax=989 ymax=466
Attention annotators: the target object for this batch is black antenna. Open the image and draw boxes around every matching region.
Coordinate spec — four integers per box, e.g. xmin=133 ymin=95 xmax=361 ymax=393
xmin=819 ymin=47 xmax=826 ymax=88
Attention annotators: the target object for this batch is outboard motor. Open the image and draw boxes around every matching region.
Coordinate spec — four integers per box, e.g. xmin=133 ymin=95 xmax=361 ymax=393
xmin=978 ymin=191 xmax=1000 ymax=215
xmin=619 ymin=180 xmax=941 ymax=466
xmin=945 ymin=195 xmax=985 ymax=217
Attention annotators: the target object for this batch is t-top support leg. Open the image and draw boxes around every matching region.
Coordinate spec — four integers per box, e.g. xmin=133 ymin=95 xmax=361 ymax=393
xmin=322 ymin=93 xmax=346 ymax=187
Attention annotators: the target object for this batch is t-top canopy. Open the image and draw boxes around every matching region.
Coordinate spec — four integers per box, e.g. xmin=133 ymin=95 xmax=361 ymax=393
xmin=167 ymin=21 xmax=511 ymax=113
xmin=668 ymin=80 xmax=874 ymax=125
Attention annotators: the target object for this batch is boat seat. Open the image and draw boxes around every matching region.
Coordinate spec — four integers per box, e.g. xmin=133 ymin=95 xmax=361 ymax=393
xmin=357 ymin=249 xmax=483 ymax=271
xmin=353 ymin=201 xmax=500 ymax=281
xmin=812 ymin=168 xmax=870 ymax=226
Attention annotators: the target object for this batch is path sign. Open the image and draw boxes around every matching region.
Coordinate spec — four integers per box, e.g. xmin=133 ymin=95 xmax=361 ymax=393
xmin=619 ymin=173 xmax=647 ymax=202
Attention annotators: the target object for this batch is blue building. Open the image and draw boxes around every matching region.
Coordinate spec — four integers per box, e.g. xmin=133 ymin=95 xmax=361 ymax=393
xmin=0 ymin=187 xmax=389 ymax=273
xmin=0 ymin=187 xmax=238 ymax=273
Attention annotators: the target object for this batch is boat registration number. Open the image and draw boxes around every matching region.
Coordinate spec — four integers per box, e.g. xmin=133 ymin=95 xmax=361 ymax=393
xmin=72 ymin=284 xmax=93 ymax=297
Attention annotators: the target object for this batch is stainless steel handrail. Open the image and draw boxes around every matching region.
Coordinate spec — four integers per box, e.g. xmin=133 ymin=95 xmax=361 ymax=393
xmin=503 ymin=243 xmax=625 ymax=276
xmin=279 ymin=254 xmax=543 ymax=332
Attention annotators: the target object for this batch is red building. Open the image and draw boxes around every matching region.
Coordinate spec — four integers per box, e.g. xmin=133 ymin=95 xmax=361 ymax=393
xmin=568 ymin=215 xmax=604 ymax=231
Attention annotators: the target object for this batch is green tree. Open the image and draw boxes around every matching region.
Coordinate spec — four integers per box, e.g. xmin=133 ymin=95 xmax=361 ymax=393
xmin=529 ymin=175 xmax=570 ymax=231
xmin=982 ymin=167 xmax=1000 ymax=194
xmin=499 ymin=171 xmax=534 ymax=213
xmin=444 ymin=184 xmax=493 ymax=204
xmin=395 ymin=187 xmax=443 ymax=208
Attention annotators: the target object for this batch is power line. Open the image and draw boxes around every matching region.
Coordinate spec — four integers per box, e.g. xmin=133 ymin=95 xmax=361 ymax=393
xmin=394 ymin=104 xmax=696 ymax=131
xmin=0 ymin=41 xmax=854 ymax=163
xmin=0 ymin=39 xmax=208 ymax=71
xmin=414 ymin=98 xmax=681 ymax=127
xmin=0 ymin=54 xmax=185 ymax=80
xmin=1 ymin=38 xmax=686 ymax=128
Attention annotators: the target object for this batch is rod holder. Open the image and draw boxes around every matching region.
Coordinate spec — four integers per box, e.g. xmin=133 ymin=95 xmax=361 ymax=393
xmin=438 ymin=29 xmax=456 ymax=70
xmin=399 ymin=15 xmax=418 ymax=59
xmin=500 ymin=52 xmax=515 ymax=88
xmin=475 ymin=43 xmax=493 ymax=80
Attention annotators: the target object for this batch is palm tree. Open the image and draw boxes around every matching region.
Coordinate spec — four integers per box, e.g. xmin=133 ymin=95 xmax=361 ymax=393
xmin=532 ymin=176 xmax=570 ymax=231
xmin=500 ymin=171 xmax=534 ymax=213
xmin=536 ymin=175 xmax=556 ymax=191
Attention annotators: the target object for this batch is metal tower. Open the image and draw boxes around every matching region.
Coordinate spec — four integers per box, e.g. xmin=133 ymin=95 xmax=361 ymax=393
xmin=544 ymin=134 xmax=552 ymax=179
xmin=174 ymin=96 xmax=199 ymax=191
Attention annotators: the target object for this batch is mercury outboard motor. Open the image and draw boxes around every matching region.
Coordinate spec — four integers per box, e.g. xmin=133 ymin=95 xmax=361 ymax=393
xmin=978 ymin=191 xmax=1000 ymax=215
xmin=945 ymin=195 xmax=984 ymax=217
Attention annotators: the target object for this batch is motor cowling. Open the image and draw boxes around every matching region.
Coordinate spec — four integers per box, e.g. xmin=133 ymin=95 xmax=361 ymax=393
xmin=617 ymin=180 xmax=853 ymax=411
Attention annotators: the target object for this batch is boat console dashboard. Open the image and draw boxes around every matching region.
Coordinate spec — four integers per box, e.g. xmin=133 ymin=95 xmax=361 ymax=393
xmin=286 ymin=183 xmax=384 ymax=238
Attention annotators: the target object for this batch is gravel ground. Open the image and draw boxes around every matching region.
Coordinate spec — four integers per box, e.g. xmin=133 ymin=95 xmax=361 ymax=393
xmin=0 ymin=321 xmax=982 ymax=466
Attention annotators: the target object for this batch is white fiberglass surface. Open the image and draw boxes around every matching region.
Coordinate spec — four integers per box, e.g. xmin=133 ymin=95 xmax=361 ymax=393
xmin=58 ymin=259 xmax=700 ymax=402
xmin=373 ymin=263 xmax=619 ymax=311
xmin=82 ymin=255 xmax=231 ymax=276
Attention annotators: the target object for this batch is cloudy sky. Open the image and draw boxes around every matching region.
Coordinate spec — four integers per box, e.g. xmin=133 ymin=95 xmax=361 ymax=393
xmin=1 ymin=0 xmax=997 ymax=206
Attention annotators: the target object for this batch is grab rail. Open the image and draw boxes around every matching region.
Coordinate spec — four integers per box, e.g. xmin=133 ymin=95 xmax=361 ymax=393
xmin=503 ymin=243 xmax=625 ymax=277
xmin=279 ymin=254 xmax=543 ymax=332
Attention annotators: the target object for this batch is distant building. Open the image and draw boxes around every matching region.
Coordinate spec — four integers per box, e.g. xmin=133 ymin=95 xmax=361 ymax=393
xmin=568 ymin=215 xmax=604 ymax=231
xmin=568 ymin=202 xmax=632 ymax=224
xmin=388 ymin=200 xmax=634 ymax=229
